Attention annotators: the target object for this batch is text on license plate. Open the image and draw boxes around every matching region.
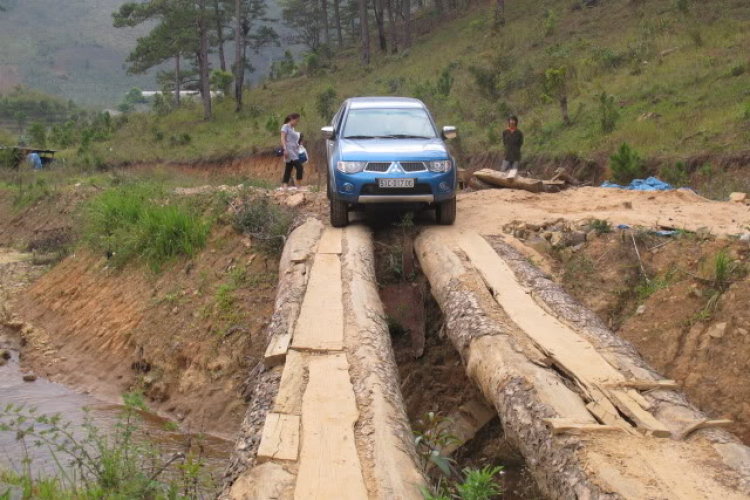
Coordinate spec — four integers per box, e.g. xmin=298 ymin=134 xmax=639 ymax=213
xmin=378 ymin=178 xmax=415 ymax=188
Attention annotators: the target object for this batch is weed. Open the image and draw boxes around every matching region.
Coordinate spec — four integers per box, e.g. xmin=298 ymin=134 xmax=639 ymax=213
xmin=544 ymin=9 xmax=557 ymax=37
xmin=0 ymin=393 xmax=213 ymax=499
xmin=635 ymin=275 xmax=670 ymax=302
xmin=162 ymin=421 xmax=180 ymax=432
xmin=232 ymin=196 xmax=295 ymax=255
xmin=562 ymin=254 xmax=596 ymax=288
xmin=609 ymin=143 xmax=646 ymax=184
xmin=688 ymin=28 xmax=704 ymax=48
xmin=674 ymin=0 xmax=690 ymax=14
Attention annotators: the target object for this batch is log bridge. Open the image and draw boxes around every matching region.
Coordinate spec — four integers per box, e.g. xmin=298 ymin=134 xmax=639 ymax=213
xmin=223 ymin=220 xmax=750 ymax=500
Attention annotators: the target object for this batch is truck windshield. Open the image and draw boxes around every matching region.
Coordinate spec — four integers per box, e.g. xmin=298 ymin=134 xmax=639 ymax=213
xmin=342 ymin=108 xmax=437 ymax=139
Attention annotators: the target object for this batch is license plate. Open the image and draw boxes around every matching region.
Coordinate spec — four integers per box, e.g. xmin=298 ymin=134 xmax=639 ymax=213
xmin=378 ymin=178 xmax=415 ymax=188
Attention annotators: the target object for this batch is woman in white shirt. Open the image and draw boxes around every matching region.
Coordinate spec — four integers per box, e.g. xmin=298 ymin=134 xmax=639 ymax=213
xmin=280 ymin=113 xmax=302 ymax=189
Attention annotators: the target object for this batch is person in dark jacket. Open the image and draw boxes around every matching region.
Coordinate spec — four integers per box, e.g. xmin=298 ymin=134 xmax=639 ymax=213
xmin=502 ymin=116 xmax=524 ymax=172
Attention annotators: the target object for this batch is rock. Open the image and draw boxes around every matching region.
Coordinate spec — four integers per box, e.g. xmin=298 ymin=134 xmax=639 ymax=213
xmin=738 ymin=328 xmax=749 ymax=336
xmin=586 ymin=231 xmax=597 ymax=242
xmin=690 ymin=287 xmax=703 ymax=299
xmin=729 ymin=192 xmax=747 ymax=203
xmin=527 ymin=236 xmax=551 ymax=254
xmin=0 ymin=358 xmax=7 ymax=367
xmin=286 ymin=193 xmax=305 ymax=208
xmin=567 ymin=231 xmax=588 ymax=246
xmin=696 ymin=227 xmax=711 ymax=240
xmin=636 ymin=305 xmax=646 ymax=315
xmin=549 ymin=232 xmax=565 ymax=247
xmin=541 ymin=231 xmax=553 ymax=241
xmin=22 ymin=374 xmax=37 ymax=382
xmin=0 ymin=348 xmax=10 ymax=360
xmin=707 ymin=322 xmax=728 ymax=339
xmin=740 ymin=233 xmax=750 ymax=245
xmin=638 ymin=112 xmax=662 ymax=122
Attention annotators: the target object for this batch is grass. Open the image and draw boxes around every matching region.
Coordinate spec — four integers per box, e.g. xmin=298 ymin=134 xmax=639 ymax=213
xmin=84 ymin=183 xmax=211 ymax=272
xmin=71 ymin=0 xmax=750 ymax=174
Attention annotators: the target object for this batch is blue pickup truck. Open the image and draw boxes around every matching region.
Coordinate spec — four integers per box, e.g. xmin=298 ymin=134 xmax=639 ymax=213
xmin=322 ymin=97 xmax=458 ymax=227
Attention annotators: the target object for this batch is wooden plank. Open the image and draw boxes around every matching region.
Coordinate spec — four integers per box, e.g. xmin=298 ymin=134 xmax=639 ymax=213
xmin=228 ymin=462 xmax=295 ymax=500
xmin=543 ymin=418 xmax=624 ymax=435
xmin=677 ymin=419 xmax=733 ymax=441
xmin=273 ymin=349 xmax=306 ymax=415
xmin=291 ymin=254 xmax=344 ymax=352
xmin=450 ymin=228 xmax=671 ymax=437
xmin=263 ymin=331 xmax=292 ymax=368
xmin=317 ymin=227 xmax=343 ymax=254
xmin=257 ymin=412 xmax=301 ymax=463
xmin=607 ymin=380 xmax=679 ymax=391
xmin=294 ymin=353 xmax=368 ymax=500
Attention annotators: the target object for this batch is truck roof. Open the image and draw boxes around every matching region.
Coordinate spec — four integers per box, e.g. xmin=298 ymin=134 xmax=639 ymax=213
xmin=347 ymin=97 xmax=425 ymax=109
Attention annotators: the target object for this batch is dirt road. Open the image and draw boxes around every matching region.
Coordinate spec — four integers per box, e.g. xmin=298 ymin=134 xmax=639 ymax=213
xmin=458 ymin=187 xmax=749 ymax=235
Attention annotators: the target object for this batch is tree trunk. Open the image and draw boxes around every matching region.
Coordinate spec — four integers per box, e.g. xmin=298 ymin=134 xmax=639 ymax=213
xmin=415 ymin=227 xmax=750 ymax=500
xmin=402 ymin=0 xmax=411 ymax=48
xmin=374 ymin=0 xmax=387 ymax=52
xmin=198 ymin=0 xmax=212 ymax=120
xmin=333 ymin=0 xmax=344 ymax=47
xmin=386 ymin=0 xmax=398 ymax=53
xmin=320 ymin=0 xmax=330 ymax=45
xmin=214 ymin=0 xmax=227 ymax=71
xmin=359 ymin=0 xmax=370 ymax=65
xmin=560 ymin=95 xmax=571 ymax=125
xmin=234 ymin=0 xmax=245 ymax=112
xmin=494 ymin=0 xmax=505 ymax=28
xmin=175 ymin=54 xmax=181 ymax=107
xmin=434 ymin=0 xmax=444 ymax=17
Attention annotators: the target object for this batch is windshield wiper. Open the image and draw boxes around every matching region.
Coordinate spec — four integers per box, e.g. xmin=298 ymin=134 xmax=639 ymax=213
xmin=343 ymin=135 xmax=377 ymax=139
xmin=380 ymin=134 xmax=433 ymax=139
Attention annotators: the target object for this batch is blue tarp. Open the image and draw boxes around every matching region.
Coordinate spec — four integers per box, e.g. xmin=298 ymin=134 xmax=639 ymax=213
xmin=601 ymin=177 xmax=675 ymax=191
xmin=26 ymin=152 xmax=42 ymax=170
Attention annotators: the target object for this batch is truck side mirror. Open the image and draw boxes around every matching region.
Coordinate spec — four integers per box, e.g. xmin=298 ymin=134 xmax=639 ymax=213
xmin=442 ymin=126 xmax=457 ymax=140
xmin=321 ymin=126 xmax=336 ymax=140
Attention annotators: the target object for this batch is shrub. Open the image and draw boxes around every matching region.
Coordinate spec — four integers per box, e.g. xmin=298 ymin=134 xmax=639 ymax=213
xmin=661 ymin=161 xmax=690 ymax=187
xmin=609 ymin=143 xmax=645 ymax=184
xmin=743 ymin=102 xmax=750 ymax=120
xmin=436 ymin=67 xmax=454 ymax=97
xmin=316 ymin=85 xmax=338 ymax=121
xmin=85 ymin=185 xmax=210 ymax=271
xmin=730 ymin=63 xmax=746 ymax=77
xmin=232 ymin=196 xmax=295 ymax=255
xmin=265 ymin=114 xmax=281 ymax=136
xmin=597 ymin=92 xmax=619 ymax=133
xmin=544 ymin=9 xmax=557 ymax=37
xmin=468 ymin=65 xmax=500 ymax=101
xmin=305 ymin=52 xmax=321 ymax=76
xmin=675 ymin=0 xmax=690 ymax=13
xmin=688 ymin=28 xmax=703 ymax=47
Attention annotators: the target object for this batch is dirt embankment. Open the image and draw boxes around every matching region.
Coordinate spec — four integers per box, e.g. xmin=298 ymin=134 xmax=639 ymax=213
xmin=12 ymin=225 xmax=278 ymax=438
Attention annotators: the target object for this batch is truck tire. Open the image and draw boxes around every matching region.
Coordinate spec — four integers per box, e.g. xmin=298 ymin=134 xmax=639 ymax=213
xmin=330 ymin=199 xmax=349 ymax=227
xmin=436 ymin=197 xmax=457 ymax=225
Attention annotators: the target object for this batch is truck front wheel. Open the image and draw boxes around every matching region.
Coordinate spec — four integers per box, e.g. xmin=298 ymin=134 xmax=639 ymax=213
xmin=436 ymin=197 xmax=457 ymax=225
xmin=330 ymin=199 xmax=349 ymax=227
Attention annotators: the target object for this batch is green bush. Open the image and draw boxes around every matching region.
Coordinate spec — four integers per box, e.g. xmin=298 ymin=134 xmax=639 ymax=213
xmin=265 ymin=114 xmax=281 ymax=136
xmin=730 ymin=63 xmax=746 ymax=77
xmin=85 ymin=185 xmax=210 ymax=271
xmin=609 ymin=143 xmax=646 ymax=184
xmin=468 ymin=65 xmax=500 ymax=101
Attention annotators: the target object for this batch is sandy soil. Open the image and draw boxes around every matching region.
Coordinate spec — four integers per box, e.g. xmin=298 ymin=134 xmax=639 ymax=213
xmin=458 ymin=187 xmax=750 ymax=236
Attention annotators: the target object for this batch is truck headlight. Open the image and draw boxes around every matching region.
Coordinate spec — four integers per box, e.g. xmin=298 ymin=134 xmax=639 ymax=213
xmin=428 ymin=160 xmax=452 ymax=173
xmin=337 ymin=161 xmax=367 ymax=174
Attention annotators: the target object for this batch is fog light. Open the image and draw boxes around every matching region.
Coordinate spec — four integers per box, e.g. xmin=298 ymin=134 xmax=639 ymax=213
xmin=439 ymin=182 xmax=450 ymax=191
xmin=344 ymin=183 xmax=355 ymax=192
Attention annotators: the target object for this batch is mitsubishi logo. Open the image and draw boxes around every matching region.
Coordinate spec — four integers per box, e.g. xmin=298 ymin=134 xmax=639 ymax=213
xmin=390 ymin=162 xmax=404 ymax=173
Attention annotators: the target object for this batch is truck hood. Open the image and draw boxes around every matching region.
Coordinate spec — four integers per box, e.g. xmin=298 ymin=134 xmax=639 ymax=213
xmin=339 ymin=138 xmax=450 ymax=162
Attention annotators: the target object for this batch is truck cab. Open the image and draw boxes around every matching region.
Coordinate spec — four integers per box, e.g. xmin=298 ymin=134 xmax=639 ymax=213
xmin=322 ymin=97 xmax=458 ymax=227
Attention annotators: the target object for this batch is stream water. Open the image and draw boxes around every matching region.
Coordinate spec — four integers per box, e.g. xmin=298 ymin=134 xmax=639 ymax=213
xmin=0 ymin=249 xmax=232 ymax=486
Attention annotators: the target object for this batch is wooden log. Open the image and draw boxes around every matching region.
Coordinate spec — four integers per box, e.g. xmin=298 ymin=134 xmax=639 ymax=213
xmin=436 ymin=399 xmax=496 ymax=457
xmin=677 ymin=419 xmax=734 ymax=441
xmin=342 ymin=225 xmax=427 ymax=499
xmin=222 ymin=218 xmax=323 ymax=494
xmin=485 ymin=234 xmax=750 ymax=493
xmin=543 ymin=418 xmax=624 ymax=435
xmin=416 ymin=228 xmax=750 ymax=500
